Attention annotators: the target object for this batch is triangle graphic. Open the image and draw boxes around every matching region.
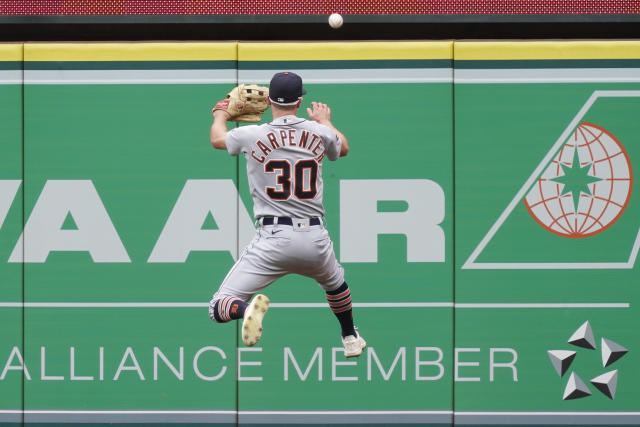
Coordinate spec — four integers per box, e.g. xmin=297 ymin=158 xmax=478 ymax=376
xmin=547 ymin=350 xmax=576 ymax=376
xmin=563 ymin=372 xmax=591 ymax=400
xmin=602 ymin=338 xmax=628 ymax=367
xmin=463 ymin=90 xmax=640 ymax=270
xmin=61 ymin=212 xmax=78 ymax=230
xmin=591 ymin=370 xmax=618 ymax=399
xmin=201 ymin=212 xmax=219 ymax=230
xmin=568 ymin=321 xmax=596 ymax=350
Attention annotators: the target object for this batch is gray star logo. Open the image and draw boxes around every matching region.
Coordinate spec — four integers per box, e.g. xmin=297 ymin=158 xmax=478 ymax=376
xmin=548 ymin=321 xmax=628 ymax=400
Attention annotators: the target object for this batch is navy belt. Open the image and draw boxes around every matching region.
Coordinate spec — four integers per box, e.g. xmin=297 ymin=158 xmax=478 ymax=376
xmin=261 ymin=216 xmax=321 ymax=226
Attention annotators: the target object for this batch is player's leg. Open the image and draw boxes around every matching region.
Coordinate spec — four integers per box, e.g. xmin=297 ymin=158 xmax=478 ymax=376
xmin=210 ymin=291 xmax=271 ymax=347
xmin=209 ymin=267 xmax=277 ymax=347
xmin=294 ymin=227 xmax=367 ymax=357
xmin=209 ymin=229 xmax=278 ymax=321
xmin=325 ymin=281 xmax=356 ymax=337
xmin=208 ymin=259 xmax=256 ymax=323
xmin=209 ymin=295 xmax=248 ymax=323
xmin=209 ymin=229 xmax=285 ymax=345
xmin=324 ymin=280 xmax=366 ymax=357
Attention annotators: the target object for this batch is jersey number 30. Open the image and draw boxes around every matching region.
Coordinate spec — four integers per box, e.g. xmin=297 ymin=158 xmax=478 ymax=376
xmin=265 ymin=159 xmax=318 ymax=200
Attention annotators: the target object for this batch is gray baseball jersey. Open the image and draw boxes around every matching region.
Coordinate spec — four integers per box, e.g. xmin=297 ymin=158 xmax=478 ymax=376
xmin=210 ymin=114 xmax=346 ymax=306
xmin=225 ymin=115 xmax=342 ymax=219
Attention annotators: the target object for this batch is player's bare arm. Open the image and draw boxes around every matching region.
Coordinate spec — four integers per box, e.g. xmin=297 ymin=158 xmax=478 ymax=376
xmin=210 ymin=110 xmax=230 ymax=150
xmin=306 ymin=101 xmax=349 ymax=157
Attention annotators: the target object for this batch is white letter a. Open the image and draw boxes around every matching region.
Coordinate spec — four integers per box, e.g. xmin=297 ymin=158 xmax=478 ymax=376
xmin=9 ymin=180 xmax=130 ymax=263
xmin=148 ymin=179 xmax=254 ymax=263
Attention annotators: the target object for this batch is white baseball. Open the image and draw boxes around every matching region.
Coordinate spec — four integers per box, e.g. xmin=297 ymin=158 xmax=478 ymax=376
xmin=328 ymin=13 xmax=343 ymax=29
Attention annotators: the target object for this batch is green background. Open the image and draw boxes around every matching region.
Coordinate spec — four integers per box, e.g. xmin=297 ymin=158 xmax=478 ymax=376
xmin=1 ymin=42 xmax=638 ymax=425
xmin=0 ymin=60 xmax=23 ymax=416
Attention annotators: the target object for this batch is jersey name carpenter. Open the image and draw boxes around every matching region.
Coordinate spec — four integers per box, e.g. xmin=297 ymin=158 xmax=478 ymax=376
xmin=251 ymin=129 xmax=326 ymax=163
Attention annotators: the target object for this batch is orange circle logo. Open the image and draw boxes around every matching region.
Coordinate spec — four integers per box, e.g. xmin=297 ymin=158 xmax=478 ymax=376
xmin=524 ymin=122 xmax=633 ymax=238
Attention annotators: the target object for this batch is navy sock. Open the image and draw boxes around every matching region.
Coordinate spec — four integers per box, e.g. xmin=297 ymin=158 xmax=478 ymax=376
xmin=326 ymin=282 xmax=357 ymax=337
xmin=212 ymin=296 xmax=248 ymax=323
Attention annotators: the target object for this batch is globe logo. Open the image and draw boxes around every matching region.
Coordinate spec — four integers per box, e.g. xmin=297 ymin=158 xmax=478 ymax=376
xmin=524 ymin=122 xmax=633 ymax=238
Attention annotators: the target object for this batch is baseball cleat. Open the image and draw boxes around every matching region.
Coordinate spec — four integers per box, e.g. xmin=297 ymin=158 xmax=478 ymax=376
xmin=342 ymin=331 xmax=367 ymax=358
xmin=241 ymin=294 xmax=270 ymax=347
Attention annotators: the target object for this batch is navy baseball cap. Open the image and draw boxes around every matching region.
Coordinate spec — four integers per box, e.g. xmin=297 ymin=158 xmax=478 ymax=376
xmin=269 ymin=72 xmax=306 ymax=104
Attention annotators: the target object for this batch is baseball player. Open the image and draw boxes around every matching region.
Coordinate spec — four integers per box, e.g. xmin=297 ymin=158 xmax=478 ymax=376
xmin=208 ymin=72 xmax=366 ymax=358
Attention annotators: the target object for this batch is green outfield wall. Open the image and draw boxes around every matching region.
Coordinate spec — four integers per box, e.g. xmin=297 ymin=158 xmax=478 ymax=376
xmin=0 ymin=41 xmax=638 ymax=426
xmin=0 ymin=43 xmax=23 ymax=426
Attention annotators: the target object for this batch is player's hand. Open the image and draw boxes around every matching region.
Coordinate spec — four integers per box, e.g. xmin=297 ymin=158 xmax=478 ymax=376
xmin=306 ymin=102 xmax=332 ymax=125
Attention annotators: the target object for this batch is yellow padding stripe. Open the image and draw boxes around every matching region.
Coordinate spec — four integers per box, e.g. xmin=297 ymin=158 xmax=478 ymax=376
xmin=0 ymin=44 xmax=23 ymax=61
xmin=24 ymin=43 xmax=237 ymax=61
xmin=456 ymin=41 xmax=640 ymax=60
xmin=239 ymin=42 xmax=453 ymax=61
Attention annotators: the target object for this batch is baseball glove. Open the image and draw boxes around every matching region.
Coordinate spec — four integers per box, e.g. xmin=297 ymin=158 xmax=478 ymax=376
xmin=212 ymin=84 xmax=269 ymax=123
